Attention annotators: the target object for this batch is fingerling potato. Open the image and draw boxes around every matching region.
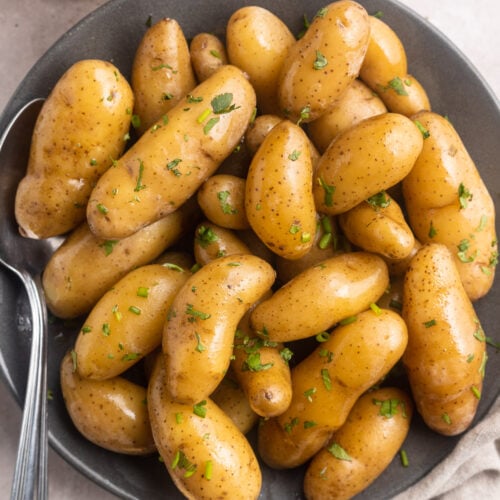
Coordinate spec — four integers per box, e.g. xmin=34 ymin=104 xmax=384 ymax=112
xmin=60 ymin=351 xmax=155 ymax=455
xmin=15 ymin=59 xmax=133 ymax=239
xmin=304 ymin=387 xmax=413 ymax=499
xmin=190 ymin=32 xmax=228 ymax=82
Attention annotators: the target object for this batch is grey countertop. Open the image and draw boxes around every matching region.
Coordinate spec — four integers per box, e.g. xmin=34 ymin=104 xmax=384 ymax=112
xmin=0 ymin=1 xmax=499 ymax=498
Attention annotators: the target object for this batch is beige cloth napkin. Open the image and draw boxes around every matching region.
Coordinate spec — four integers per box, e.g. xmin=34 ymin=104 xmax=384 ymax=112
xmin=394 ymin=396 xmax=500 ymax=499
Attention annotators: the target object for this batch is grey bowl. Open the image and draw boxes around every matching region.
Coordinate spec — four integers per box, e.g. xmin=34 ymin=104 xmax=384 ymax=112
xmin=0 ymin=0 xmax=499 ymax=498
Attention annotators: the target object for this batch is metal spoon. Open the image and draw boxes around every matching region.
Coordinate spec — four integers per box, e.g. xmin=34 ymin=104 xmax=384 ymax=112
xmin=0 ymin=98 xmax=52 ymax=500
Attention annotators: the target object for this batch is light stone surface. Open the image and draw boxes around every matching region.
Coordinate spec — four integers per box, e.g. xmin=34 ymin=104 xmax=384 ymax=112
xmin=0 ymin=1 xmax=498 ymax=499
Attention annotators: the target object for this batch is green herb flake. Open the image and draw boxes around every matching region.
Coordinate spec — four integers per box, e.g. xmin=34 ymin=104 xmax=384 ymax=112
xmin=196 ymin=225 xmax=219 ymax=247
xmin=466 ymin=353 xmax=475 ymax=363
xmin=195 ymin=332 xmax=206 ymax=353
xmin=102 ymin=323 xmax=111 ymax=337
xmin=442 ymin=413 xmax=452 ymax=425
xmin=151 ymin=63 xmax=177 ymax=73
xmin=387 ymin=77 xmax=409 ymax=96
xmin=186 ymin=304 xmax=211 ymax=321
xmin=131 ymin=114 xmax=141 ymax=129
xmin=304 ymin=420 xmax=317 ymax=429
xmin=414 ymin=119 xmax=430 ymax=139
xmin=203 ymin=116 xmax=220 ymax=134
xmin=400 ymin=449 xmax=409 ymax=467
xmin=317 ymin=177 xmax=335 ymax=207
xmin=321 ymin=368 xmax=332 ymax=391
xmin=89 ymin=158 xmax=98 ymax=166
xmin=479 ymin=351 xmax=488 ymax=378
xmin=210 ymin=49 xmax=221 ymax=59
xmin=193 ymin=400 xmax=208 ymax=418
xmin=289 ymin=223 xmax=301 ymax=235
xmin=370 ymin=302 xmax=382 ymax=315
xmin=217 ymin=190 xmax=237 ymax=214
xmin=457 ymin=239 xmax=476 ymax=263
xmin=284 ymin=417 xmax=299 ymax=434
xmin=47 ymin=389 xmax=53 ymax=401
xmin=204 ymin=460 xmax=213 ymax=480
xmin=97 ymin=203 xmax=109 ymax=215
xmin=476 ymin=215 xmax=488 ymax=232
xmin=304 ymin=387 xmax=317 ymax=402
xmin=297 ymin=105 xmax=311 ymax=125
xmin=128 ymin=305 xmax=141 ymax=315
xmin=319 ymin=348 xmax=334 ymax=363
xmin=288 ymin=150 xmax=302 ymax=161
xmin=339 ymin=315 xmax=357 ymax=326
xmin=313 ymin=50 xmax=328 ymax=70
xmin=134 ymin=159 xmax=146 ymax=192
xmin=424 ymin=319 xmax=437 ymax=328
xmin=137 ymin=286 xmax=149 ymax=298
xmin=326 ymin=442 xmax=352 ymax=461
xmin=280 ymin=347 xmax=294 ymax=364
xmin=428 ymin=220 xmax=438 ymax=238
xmin=81 ymin=325 xmax=92 ymax=334
xmin=122 ymin=352 xmax=141 ymax=362
xmin=458 ymin=183 xmax=473 ymax=209
xmin=242 ymin=352 xmax=274 ymax=372
xmin=318 ymin=232 xmax=332 ymax=250
xmin=166 ymin=158 xmax=182 ymax=176
xmin=112 ymin=304 xmax=122 ymax=321
xmin=316 ymin=331 xmax=330 ymax=343
xmin=471 ymin=385 xmax=481 ymax=400
xmin=211 ymin=93 xmax=238 ymax=114
xmin=373 ymin=398 xmax=406 ymax=418
xmin=187 ymin=94 xmax=203 ymax=103
xmin=367 ymin=191 xmax=391 ymax=209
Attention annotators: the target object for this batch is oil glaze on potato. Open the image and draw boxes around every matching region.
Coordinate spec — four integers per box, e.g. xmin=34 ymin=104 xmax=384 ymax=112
xmin=43 ymin=199 xmax=197 ymax=319
xmin=75 ymin=263 xmax=189 ymax=380
xmin=278 ymin=0 xmax=371 ymax=122
xmin=313 ymin=113 xmax=423 ymax=215
xmin=402 ymin=111 xmax=497 ymax=300
xmin=245 ymin=119 xmax=316 ymax=260
xmin=148 ymin=358 xmax=262 ymax=499
xmin=15 ymin=59 xmax=133 ymax=239
xmin=257 ymin=309 xmax=408 ymax=468
xmin=163 ymin=254 xmax=275 ymax=403
xmin=226 ymin=6 xmax=295 ymax=115
xmin=87 ymin=65 xmax=256 ymax=239
xmin=60 ymin=352 xmax=155 ymax=455
xmin=251 ymin=252 xmax=389 ymax=342
xmin=304 ymin=387 xmax=413 ymax=500
xmin=402 ymin=243 xmax=486 ymax=436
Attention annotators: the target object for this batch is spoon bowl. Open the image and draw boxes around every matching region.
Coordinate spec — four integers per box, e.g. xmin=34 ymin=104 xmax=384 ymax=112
xmin=0 ymin=98 xmax=53 ymax=500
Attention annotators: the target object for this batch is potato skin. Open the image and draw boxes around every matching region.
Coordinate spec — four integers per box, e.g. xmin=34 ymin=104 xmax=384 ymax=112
xmin=245 ymin=114 xmax=282 ymax=156
xmin=197 ymin=174 xmax=249 ymax=230
xmin=251 ymin=252 xmax=389 ymax=342
xmin=75 ymin=263 xmax=189 ymax=380
xmin=43 ymin=199 xmax=197 ymax=319
xmin=402 ymin=111 xmax=497 ymax=301
xmin=226 ymin=6 xmax=295 ymax=115
xmin=257 ymin=309 xmax=408 ymax=468
xmin=87 ymin=65 xmax=256 ymax=239
xmin=60 ymin=352 xmax=155 ymax=455
xmin=339 ymin=193 xmax=415 ymax=260
xmin=307 ymin=79 xmax=387 ymax=153
xmin=131 ymin=18 xmax=196 ymax=134
xmin=163 ymin=254 xmax=276 ymax=403
xmin=15 ymin=59 xmax=133 ymax=239
xmin=245 ymin=120 xmax=316 ymax=260
xmin=190 ymin=32 xmax=228 ymax=82
xmin=304 ymin=387 xmax=413 ymax=500
xmin=313 ymin=113 xmax=423 ymax=215
xmin=278 ymin=0 xmax=371 ymax=122
xmin=402 ymin=243 xmax=486 ymax=436
xmin=148 ymin=357 xmax=262 ymax=499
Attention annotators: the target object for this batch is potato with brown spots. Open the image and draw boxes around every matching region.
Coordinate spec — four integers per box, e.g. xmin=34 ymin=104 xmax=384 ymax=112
xmin=257 ymin=309 xmax=408 ymax=469
xmin=131 ymin=18 xmax=196 ymax=134
xmin=304 ymin=387 xmax=413 ymax=499
xmin=245 ymin=119 xmax=316 ymax=260
xmin=251 ymin=252 xmax=389 ymax=342
xmin=313 ymin=113 xmax=423 ymax=215
xmin=14 ymin=59 xmax=133 ymax=239
xmin=190 ymin=32 xmax=228 ymax=82
xmin=87 ymin=65 xmax=256 ymax=240
xmin=60 ymin=352 xmax=155 ymax=455
xmin=74 ymin=263 xmax=190 ymax=380
xmin=148 ymin=356 xmax=262 ymax=499
xmin=402 ymin=243 xmax=487 ymax=435
xmin=43 ymin=198 xmax=198 ymax=319
xmin=278 ymin=1 xmax=371 ymax=122
xmin=163 ymin=254 xmax=275 ymax=403
xmin=402 ymin=111 xmax=497 ymax=300
xmin=226 ymin=5 xmax=295 ymax=115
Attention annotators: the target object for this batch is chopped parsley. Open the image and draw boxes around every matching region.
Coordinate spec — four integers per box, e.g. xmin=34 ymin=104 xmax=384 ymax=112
xmin=326 ymin=442 xmax=352 ymax=461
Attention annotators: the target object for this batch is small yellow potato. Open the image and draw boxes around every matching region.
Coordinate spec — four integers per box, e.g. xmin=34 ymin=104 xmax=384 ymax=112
xmin=245 ymin=114 xmax=282 ymax=156
xmin=131 ymin=18 xmax=196 ymax=134
xmin=402 ymin=111 xmax=497 ymax=300
xmin=359 ymin=15 xmax=407 ymax=91
xmin=231 ymin=308 xmax=292 ymax=418
xmin=257 ymin=309 xmax=408 ymax=468
xmin=197 ymin=174 xmax=249 ymax=229
xmin=376 ymin=74 xmax=431 ymax=116
xmin=190 ymin=32 xmax=228 ymax=82
xmin=163 ymin=254 xmax=275 ymax=403
xmin=87 ymin=65 xmax=256 ymax=239
xmin=402 ymin=243 xmax=487 ymax=436
xmin=74 ymin=263 xmax=189 ymax=380
xmin=304 ymin=387 xmax=413 ymax=499
xmin=15 ymin=59 xmax=133 ymax=239
xmin=226 ymin=6 xmax=295 ymax=115
xmin=278 ymin=1 xmax=371 ymax=122
xmin=148 ymin=358 xmax=262 ymax=499
xmin=275 ymin=214 xmax=346 ymax=284
xmin=307 ymin=79 xmax=387 ymax=153
xmin=211 ymin=372 xmax=259 ymax=434
xmin=251 ymin=252 xmax=389 ymax=342
xmin=43 ymin=199 xmax=198 ymax=319
xmin=193 ymin=222 xmax=251 ymax=265
xmin=338 ymin=192 xmax=415 ymax=260
xmin=313 ymin=113 xmax=423 ymax=215
xmin=60 ymin=352 xmax=155 ymax=455
xmin=245 ymin=120 xmax=316 ymax=260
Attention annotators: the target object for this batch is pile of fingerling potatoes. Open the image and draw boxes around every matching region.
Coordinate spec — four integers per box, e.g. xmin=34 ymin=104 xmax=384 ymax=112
xmin=13 ymin=1 xmax=498 ymax=498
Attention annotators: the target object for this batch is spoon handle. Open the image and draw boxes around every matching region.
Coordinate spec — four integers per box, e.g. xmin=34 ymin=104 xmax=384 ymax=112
xmin=10 ymin=272 xmax=48 ymax=500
